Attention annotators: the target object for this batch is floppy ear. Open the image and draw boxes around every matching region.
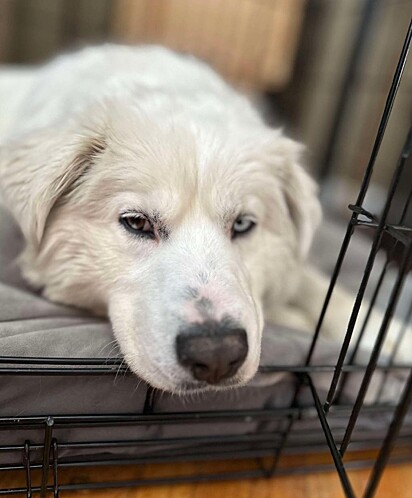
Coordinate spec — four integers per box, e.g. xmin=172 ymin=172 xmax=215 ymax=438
xmin=270 ymin=134 xmax=322 ymax=259
xmin=0 ymin=128 xmax=105 ymax=248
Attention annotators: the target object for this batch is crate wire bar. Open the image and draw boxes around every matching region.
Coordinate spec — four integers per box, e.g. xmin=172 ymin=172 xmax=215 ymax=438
xmin=0 ymin=17 xmax=412 ymax=498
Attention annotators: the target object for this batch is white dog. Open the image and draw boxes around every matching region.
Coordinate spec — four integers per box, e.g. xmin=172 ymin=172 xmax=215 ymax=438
xmin=1 ymin=45 xmax=405 ymax=394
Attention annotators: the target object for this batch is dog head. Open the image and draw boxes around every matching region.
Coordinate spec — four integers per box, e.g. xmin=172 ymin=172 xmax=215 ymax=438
xmin=0 ymin=99 xmax=321 ymax=393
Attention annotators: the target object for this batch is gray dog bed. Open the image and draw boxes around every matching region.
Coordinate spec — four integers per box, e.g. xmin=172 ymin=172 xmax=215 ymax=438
xmin=0 ymin=204 xmax=409 ymax=467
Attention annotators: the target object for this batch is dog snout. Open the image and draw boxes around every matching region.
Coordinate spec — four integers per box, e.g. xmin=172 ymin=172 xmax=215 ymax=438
xmin=176 ymin=322 xmax=248 ymax=384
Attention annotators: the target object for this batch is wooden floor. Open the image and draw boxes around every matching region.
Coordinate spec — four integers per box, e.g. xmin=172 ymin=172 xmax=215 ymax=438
xmin=2 ymin=457 xmax=412 ymax=498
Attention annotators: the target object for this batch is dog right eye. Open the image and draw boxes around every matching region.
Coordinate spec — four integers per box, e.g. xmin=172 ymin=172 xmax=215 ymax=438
xmin=119 ymin=213 xmax=155 ymax=239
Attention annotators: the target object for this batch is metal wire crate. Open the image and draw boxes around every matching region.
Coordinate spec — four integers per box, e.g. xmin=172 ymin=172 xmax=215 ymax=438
xmin=0 ymin=14 xmax=411 ymax=498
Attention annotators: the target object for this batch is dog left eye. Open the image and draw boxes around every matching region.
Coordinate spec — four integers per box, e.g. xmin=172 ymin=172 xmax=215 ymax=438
xmin=119 ymin=213 xmax=155 ymax=239
xmin=232 ymin=216 xmax=256 ymax=238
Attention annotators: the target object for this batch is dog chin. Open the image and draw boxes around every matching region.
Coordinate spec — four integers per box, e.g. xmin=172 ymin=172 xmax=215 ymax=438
xmin=169 ymin=377 xmax=249 ymax=395
xmin=141 ymin=369 xmax=255 ymax=394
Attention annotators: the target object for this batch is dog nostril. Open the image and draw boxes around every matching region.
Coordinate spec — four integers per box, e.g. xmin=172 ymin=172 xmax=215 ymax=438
xmin=194 ymin=362 xmax=207 ymax=368
xmin=176 ymin=322 xmax=248 ymax=385
xmin=193 ymin=363 xmax=211 ymax=381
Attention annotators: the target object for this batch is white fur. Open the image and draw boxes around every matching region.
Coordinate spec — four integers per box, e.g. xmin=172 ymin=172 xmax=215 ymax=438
xmin=2 ymin=45 xmax=405 ymax=395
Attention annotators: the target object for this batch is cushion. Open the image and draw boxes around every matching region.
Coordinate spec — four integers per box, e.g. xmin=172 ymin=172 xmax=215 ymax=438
xmin=0 ymin=203 xmax=409 ymax=467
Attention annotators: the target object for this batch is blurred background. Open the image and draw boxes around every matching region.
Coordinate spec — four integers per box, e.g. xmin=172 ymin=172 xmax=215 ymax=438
xmin=0 ymin=0 xmax=411 ymax=219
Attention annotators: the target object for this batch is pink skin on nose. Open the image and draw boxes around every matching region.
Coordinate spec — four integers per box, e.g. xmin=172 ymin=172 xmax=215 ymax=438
xmin=182 ymin=285 xmax=232 ymax=325
xmin=182 ymin=303 xmax=205 ymax=324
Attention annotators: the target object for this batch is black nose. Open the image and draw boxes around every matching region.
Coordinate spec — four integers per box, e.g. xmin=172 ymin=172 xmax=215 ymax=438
xmin=176 ymin=321 xmax=248 ymax=384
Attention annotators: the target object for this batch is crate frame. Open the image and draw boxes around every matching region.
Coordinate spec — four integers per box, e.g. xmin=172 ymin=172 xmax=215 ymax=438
xmin=0 ymin=13 xmax=411 ymax=498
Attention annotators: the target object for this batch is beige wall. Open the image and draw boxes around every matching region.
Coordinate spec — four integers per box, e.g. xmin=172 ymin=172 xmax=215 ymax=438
xmin=111 ymin=0 xmax=306 ymax=91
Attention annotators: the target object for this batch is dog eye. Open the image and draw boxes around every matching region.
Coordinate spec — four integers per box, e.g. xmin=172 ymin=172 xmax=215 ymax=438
xmin=232 ymin=216 xmax=256 ymax=238
xmin=119 ymin=213 xmax=155 ymax=239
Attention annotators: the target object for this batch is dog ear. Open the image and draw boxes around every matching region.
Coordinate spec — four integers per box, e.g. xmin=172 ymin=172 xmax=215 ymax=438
xmin=269 ymin=134 xmax=322 ymax=259
xmin=0 ymin=128 xmax=105 ymax=248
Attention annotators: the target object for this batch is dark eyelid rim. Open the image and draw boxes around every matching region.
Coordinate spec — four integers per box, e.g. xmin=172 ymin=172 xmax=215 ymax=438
xmin=231 ymin=214 xmax=257 ymax=239
xmin=119 ymin=211 xmax=155 ymax=239
xmin=119 ymin=210 xmax=169 ymax=240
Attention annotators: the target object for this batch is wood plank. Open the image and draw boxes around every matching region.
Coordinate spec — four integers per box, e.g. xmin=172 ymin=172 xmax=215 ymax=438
xmin=1 ymin=459 xmax=412 ymax=497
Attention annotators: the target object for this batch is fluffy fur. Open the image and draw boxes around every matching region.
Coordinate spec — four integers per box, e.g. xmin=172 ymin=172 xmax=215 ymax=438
xmin=0 ymin=45 xmax=406 ymax=394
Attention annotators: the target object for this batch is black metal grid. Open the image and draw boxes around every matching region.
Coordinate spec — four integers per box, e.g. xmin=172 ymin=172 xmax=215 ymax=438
xmin=0 ymin=15 xmax=412 ymax=498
